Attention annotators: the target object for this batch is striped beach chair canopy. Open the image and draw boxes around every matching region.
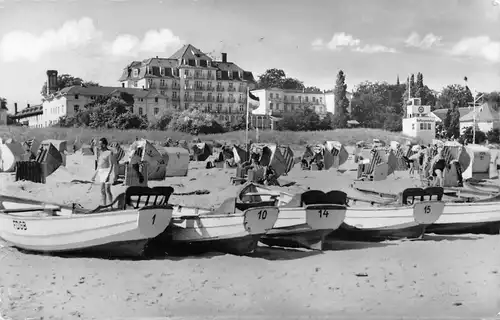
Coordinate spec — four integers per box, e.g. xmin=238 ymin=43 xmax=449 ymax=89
xmin=250 ymin=143 xmax=292 ymax=177
xmin=324 ymin=140 xmax=349 ymax=167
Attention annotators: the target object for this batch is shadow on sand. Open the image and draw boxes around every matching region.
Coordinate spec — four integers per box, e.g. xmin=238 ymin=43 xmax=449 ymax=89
xmin=247 ymin=245 xmax=323 ymax=261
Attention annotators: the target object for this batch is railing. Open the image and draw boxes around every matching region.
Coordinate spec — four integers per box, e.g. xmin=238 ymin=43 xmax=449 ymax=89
xmin=184 ymin=97 xmax=193 ymax=102
xmin=238 ymin=98 xmax=246 ymax=103
xmin=183 ymin=74 xmax=194 ymax=79
xmin=184 ymin=86 xmax=194 ymax=90
xmin=194 ymin=96 xmax=205 ymax=102
xmin=216 ymin=97 xmax=225 ymax=103
xmin=206 ymin=96 xmax=215 ymax=102
xmin=228 ymin=98 xmax=236 ymax=103
xmin=172 ymin=96 xmax=180 ymax=101
xmin=228 ymin=87 xmax=236 ymax=92
xmin=159 ymin=84 xmax=168 ymax=89
xmin=194 ymin=86 xmax=204 ymax=91
xmin=216 ymin=86 xmax=225 ymax=92
xmin=206 ymin=86 xmax=215 ymax=91
xmin=194 ymin=74 xmax=205 ymax=79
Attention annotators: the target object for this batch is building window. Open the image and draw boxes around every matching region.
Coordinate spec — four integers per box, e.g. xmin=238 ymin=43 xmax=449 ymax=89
xmin=185 ymin=103 xmax=189 ymax=109
xmin=184 ymin=69 xmax=189 ymax=76
xmin=160 ymin=90 xmax=165 ymax=95
xmin=291 ymin=96 xmax=295 ymax=101
xmin=133 ymin=69 xmax=139 ymax=77
xmin=154 ymin=108 xmax=159 ymax=115
xmin=427 ymin=123 xmax=431 ymax=130
xmin=208 ymin=104 xmax=212 ymax=112
xmin=412 ymin=123 xmax=415 ymax=130
xmin=74 ymin=94 xmax=79 ymax=99
xmin=270 ymin=93 xmax=273 ymax=98
xmin=217 ymin=104 xmax=222 ymax=112
xmin=270 ymin=103 xmax=273 ymax=110
xmin=155 ymin=97 xmax=159 ymax=103
xmin=138 ymin=107 xmax=143 ymax=115
xmin=74 ymin=105 xmax=80 ymax=113
xmin=133 ymin=81 xmax=138 ymax=87
xmin=420 ymin=123 xmax=424 ymax=130
xmin=239 ymin=105 xmax=244 ymax=112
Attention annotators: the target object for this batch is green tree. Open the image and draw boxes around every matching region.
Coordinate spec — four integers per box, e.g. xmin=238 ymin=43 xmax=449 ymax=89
xmin=332 ymin=70 xmax=350 ymax=128
xmin=257 ymin=69 xmax=286 ymax=89
xmin=282 ymin=78 xmax=305 ymax=90
xmin=41 ymin=74 xmax=100 ymax=97
xmin=437 ymin=84 xmax=473 ymax=110
xmin=444 ymin=99 xmax=461 ymax=139
xmin=277 ymin=107 xmax=321 ymax=131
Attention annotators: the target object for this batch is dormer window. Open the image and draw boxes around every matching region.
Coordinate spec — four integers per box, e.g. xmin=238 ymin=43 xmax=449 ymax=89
xmin=74 ymin=94 xmax=79 ymax=99
xmin=217 ymin=71 xmax=221 ymax=78
xmin=133 ymin=69 xmax=139 ymax=77
xmin=155 ymin=97 xmax=159 ymax=103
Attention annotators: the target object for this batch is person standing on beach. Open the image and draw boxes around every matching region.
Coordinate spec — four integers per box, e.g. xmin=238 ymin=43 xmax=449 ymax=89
xmin=91 ymin=138 xmax=115 ymax=206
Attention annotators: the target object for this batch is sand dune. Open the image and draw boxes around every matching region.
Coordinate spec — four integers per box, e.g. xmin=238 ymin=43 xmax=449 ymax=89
xmin=0 ymin=151 xmax=499 ymax=319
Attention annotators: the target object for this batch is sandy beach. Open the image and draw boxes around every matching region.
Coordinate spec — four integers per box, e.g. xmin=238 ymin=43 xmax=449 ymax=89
xmin=1 ymin=151 xmax=499 ymax=319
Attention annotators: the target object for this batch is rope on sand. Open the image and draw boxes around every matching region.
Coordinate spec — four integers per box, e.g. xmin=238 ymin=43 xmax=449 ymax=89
xmin=172 ymin=189 xmax=211 ymax=196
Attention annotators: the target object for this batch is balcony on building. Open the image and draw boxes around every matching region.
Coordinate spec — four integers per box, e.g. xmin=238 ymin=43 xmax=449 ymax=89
xmin=238 ymin=98 xmax=246 ymax=103
xmin=228 ymin=98 xmax=236 ymax=103
xmin=206 ymin=96 xmax=215 ymax=102
xmin=195 ymin=84 xmax=204 ymax=91
xmin=227 ymin=87 xmax=236 ymax=92
xmin=195 ymin=96 xmax=205 ymax=102
xmin=172 ymin=96 xmax=180 ymax=101
xmin=184 ymin=96 xmax=193 ymax=102
xmin=216 ymin=86 xmax=225 ymax=92
xmin=216 ymin=97 xmax=225 ymax=103
xmin=184 ymin=85 xmax=194 ymax=91
xmin=238 ymin=87 xmax=246 ymax=92
xmin=206 ymin=86 xmax=215 ymax=91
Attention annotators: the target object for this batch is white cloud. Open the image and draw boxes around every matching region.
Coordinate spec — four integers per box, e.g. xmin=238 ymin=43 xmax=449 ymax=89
xmin=0 ymin=17 xmax=102 ymax=62
xmin=104 ymin=29 xmax=184 ymax=57
xmin=311 ymin=38 xmax=324 ymax=50
xmin=355 ymin=44 xmax=397 ymax=53
xmin=405 ymin=32 xmax=442 ymax=49
xmin=451 ymin=36 xmax=500 ymax=63
xmin=325 ymin=32 xmax=360 ymax=51
xmin=312 ymin=32 xmax=395 ymax=54
xmin=0 ymin=17 xmax=184 ymax=62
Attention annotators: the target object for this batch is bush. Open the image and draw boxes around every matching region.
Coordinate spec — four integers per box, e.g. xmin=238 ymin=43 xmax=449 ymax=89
xmin=168 ymin=108 xmax=225 ymax=135
xmin=486 ymin=128 xmax=500 ymax=143
xmin=461 ymin=126 xmax=487 ymax=144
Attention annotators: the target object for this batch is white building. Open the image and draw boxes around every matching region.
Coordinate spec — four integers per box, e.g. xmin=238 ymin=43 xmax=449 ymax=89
xmin=459 ymin=102 xmax=500 ymax=134
xmin=249 ymin=88 xmax=339 ymax=129
xmin=402 ymin=98 xmax=436 ymax=144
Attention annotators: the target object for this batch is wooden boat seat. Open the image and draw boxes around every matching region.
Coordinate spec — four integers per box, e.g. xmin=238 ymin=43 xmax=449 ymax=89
xmin=401 ymin=187 xmax=443 ymax=205
xmin=235 ymin=201 xmax=275 ymax=211
xmin=325 ymin=190 xmax=348 ymax=205
xmin=88 ymin=186 xmax=174 ymax=214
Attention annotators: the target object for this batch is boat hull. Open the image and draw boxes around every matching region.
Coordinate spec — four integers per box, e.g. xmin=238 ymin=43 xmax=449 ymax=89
xmin=0 ymin=202 xmax=173 ymax=257
xmin=164 ymin=205 xmax=280 ymax=255
xmin=426 ymin=201 xmax=500 ymax=235
xmin=261 ymin=226 xmax=334 ymax=250
xmin=329 ymin=201 xmax=445 ymax=241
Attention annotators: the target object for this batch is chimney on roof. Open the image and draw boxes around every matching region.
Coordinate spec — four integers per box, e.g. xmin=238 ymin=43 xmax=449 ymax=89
xmin=27 ymin=103 xmax=30 ymax=109
xmin=14 ymin=103 xmax=17 ymax=114
xmin=221 ymin=52 xmax=227 ymax=63
xmin=156 ymin=56 xmax=158 ymax=58
xmin=46 ymin=70 xmax=58 ymax=95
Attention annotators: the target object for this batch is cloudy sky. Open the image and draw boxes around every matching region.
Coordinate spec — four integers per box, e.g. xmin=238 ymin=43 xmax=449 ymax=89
xmin=0 ymin=0 xmax=499 ymax=110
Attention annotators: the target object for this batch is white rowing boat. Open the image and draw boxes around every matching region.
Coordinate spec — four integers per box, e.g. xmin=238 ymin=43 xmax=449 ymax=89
xmin=238 ymin=183 xmax=347 ymax=250
xmin=0 ymin=186 xmax=174 ymax=257
xmin=165 ymin=197 xmax=279 ymax=255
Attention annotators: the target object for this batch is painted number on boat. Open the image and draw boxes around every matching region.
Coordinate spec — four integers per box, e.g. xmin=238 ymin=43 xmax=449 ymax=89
xmin=12 ymin=220 xmax=27 ymax=231
xmin=257 ymin=210 xmax=268 ymax=220
xmin=152 ymin=214 xmax=156 ymax=225
xmin=319 ymin=209 xmax=330 ymax=218
xmin=424 ymin=205 xmax=431 ymax=214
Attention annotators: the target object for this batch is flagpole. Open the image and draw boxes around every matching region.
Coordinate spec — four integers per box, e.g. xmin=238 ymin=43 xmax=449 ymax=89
xmin=245 ymin=87 xmax=249 ymax=161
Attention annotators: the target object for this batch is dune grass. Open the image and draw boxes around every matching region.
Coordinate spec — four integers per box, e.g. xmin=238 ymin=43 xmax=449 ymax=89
xmin=0 ymin=125 xmax=418 ymax=148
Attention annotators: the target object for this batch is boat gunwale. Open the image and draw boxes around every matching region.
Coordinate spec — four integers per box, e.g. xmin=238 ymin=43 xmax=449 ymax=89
xmin=0 ymin=204 xmax=174 ymax=221
xmin=171 ymin=205 xmax=277 ymax=220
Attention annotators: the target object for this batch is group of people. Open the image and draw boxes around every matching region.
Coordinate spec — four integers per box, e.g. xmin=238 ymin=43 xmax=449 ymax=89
xmin=240 ymin=153 xmax=279 ymax=186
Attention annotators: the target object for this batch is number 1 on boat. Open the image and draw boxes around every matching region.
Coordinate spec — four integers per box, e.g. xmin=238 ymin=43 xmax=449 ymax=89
xmin=152 ymin=214 xmax=156 ymax=225
xmin=424 ymin=205 xmax=431 ymax=214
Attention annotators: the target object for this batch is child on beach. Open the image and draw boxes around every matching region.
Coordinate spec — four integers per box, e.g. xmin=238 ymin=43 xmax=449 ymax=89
xmin=91 ymin=138 xmax=115 ymax=206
